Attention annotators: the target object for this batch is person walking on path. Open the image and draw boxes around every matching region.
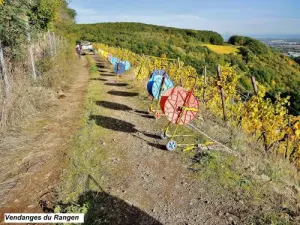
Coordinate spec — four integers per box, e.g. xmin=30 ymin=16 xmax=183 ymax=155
xmin=76 ymin=42 xmax=82 ymax=59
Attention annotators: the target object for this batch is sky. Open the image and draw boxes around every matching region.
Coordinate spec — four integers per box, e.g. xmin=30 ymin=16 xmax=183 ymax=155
xmin=69 ymin=0 xmax=300 ymax=38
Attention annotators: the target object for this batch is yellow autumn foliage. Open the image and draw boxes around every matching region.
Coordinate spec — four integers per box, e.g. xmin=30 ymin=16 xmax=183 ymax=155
xmin=95 ymin=43 xmax=300 ymax=165
xmin=202 ymin=44 xmax=239 ymax=55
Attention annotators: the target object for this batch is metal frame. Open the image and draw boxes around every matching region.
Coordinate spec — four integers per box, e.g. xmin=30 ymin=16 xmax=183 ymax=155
xmin=148 ymin=70 xmax=171 ymax=119
xmin=161 ymin=76 xmax=199 ymax=151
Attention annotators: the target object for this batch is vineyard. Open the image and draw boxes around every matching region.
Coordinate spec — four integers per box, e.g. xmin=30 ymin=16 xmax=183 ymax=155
xmin=95 ymin=43 xmax=300 ymax=167
xmin=1 ymin=1 xmax=300 ymax=223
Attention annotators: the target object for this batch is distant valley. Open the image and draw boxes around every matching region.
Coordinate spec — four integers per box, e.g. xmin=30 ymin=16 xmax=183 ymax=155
xmin=259 ymin=38 xmax=300 ymax=57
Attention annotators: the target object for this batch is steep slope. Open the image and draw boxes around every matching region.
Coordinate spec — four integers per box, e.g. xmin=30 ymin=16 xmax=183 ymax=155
xmin=55 ymin=55 xmax=300 ymax=225
xmin=75 ymin=22 xmax=300 ymax=114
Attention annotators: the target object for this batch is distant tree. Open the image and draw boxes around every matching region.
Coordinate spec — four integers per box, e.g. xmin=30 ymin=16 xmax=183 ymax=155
xmin=294 ymin=56 xmax=300 ymax=64
xmin=245 ymin=39 xmax=268 ymax=54
xmin=228 ymin=35 xmax=246 ymax=45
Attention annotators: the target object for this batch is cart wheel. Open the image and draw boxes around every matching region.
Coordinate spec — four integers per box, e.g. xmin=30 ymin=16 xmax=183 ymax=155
xmin=155 ymin=112 xmax=161 ymax=120
xmin=166 ymin=140 xmax=177 ymax=151
xmin=160 ymin=132 xmax=168 ymax=140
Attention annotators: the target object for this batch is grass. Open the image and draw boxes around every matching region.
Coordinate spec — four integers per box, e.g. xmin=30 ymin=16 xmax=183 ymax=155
xmin=202 ymin=44 xmax=240 ymax=54
xmin=24 ymin=119 xmax=49 ymax=132
xmin=188 ymin=110 xmax=300 ymax=224
xmin=58 ymin=56 xmax=111 ymax=203
xmin=0 ymin=44 xmax=77 ymax=135
xmin=56 ymin=54 xmax=300 ymax=224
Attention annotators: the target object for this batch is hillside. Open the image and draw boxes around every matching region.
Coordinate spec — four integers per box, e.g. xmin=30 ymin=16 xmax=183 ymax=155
xmin=75 ymin=22 xmax=300 ymax=114
xmin=1 ymin=4 xmax=300 ymax=223
xmin=0 ymin=0 xmax=79 ymax=215
xmin=57 ymin=55 xmax=300 ymax=225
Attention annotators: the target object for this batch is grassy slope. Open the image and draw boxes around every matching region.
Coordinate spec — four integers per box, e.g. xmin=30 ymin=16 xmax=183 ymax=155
xmin=56 ymin=55 xmax=300 ymax=224
xmin=58 ymin=58 xmax=109 ymax=203
xmin=75 ymin=22 xmax=300 ymax=114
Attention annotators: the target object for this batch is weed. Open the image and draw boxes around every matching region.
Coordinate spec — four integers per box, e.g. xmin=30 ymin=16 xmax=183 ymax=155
xmin=57 ymin=55 xmax=110 ymax=203
xmin=54 ymin=203 xmax=89 ymax=225
xmin=254 ymin=213 xmax=293 ymax=225
xmin=89 ymin=65 xmax=98 ymax=73
xmin=0 ymin=44 xmax=77 ymax=134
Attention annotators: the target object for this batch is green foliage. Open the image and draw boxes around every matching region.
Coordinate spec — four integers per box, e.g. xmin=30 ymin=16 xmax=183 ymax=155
xmin=30 ymin=0 xmax=56 ymax=30
xmin=229 ymin=35 xmax=269 ymax=54
xmin=75 ymin=23 xmax=223 ymax=68
xmin=254 ymin=213 xmax=293 ymax=225
xmin=228 ymin=35 xmax=247 ymax=45
xmin=0 ymin=0 xmax=29 ymax=58
xmin=0 ymin=0 xmax=76 ymax=60
xmin=74 ymin=23 xmax=300 ymax=114
xmin=54 ymin=203 xmax=89 ymax=214
xmin=293 ymin=56 xmax=300 ymax=64
xmin=239 ymin=76 xmax=252 ymax=90
xmin=58 ymin=57 xmax=111 ymax=203
xmin=250 ymin=67 xmax=274 ymax=84
xmin=89 ymin=65 xmax=98 ymax=73
xmin=54 ymin=203 xmax=89 ymax=225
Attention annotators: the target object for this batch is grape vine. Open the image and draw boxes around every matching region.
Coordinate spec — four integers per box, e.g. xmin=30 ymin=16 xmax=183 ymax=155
xmin=95 ymin=43 xmax=300 ymax=166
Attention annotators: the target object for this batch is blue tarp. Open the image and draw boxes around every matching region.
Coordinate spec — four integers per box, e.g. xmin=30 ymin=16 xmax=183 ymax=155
xmin=114 ymin=62 xmax=126 ymax=75
xmin=147 ymin=71 xmax=174 ymax=100
xmin=120 ymin=61 xmax=131 ymax=71
xmin=149 ymin=70 xmax=166 ymax=80
xmin=110 ymin=57 xmax=119 ymax=66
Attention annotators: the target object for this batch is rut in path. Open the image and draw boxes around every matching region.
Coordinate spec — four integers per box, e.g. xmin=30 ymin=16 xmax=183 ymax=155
xmin=70 ymin=55 xmax=233 ymax=225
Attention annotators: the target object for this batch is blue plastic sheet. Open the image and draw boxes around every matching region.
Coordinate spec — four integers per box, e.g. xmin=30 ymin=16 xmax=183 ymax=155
xmin=110 ymin=57 xmax=119 ymax=66
xmin=147 ymin=71 xmax=174 ymax=100
xmin=120 ymin=61 xmax=131 ymax=71
xmin=149 ymin=70 xmax=166 ymax=80
xmin=114 ymin=62 xmax=126 ymax=75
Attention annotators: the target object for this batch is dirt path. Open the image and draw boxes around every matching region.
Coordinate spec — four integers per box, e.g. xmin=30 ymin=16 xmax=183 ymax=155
xmin=0 ymin=55 xmax=239 ymax=224
xmin=0 ymin=58 xmax=90 ymax=215
xmin=61 ymin=56 xmax=232 ymax=225
xmin=0 ymin=54 xmax=297 ymax=224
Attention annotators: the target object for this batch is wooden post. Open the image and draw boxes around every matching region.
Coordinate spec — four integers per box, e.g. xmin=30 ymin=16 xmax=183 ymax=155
xmin=203 ymin=66 xmax=207 ymax=103
xmin=251 ymin=76 xmax=258 ymax=95
xmin=251 ymin=75 xmax=268 ymax=152
xmin=28 ymin=43 xmax=37 ymax=79
xmin=27 ymin=30 xmax=37 ymax=79
xmin=217 ymin=65 xmax=227 ymax=121
xmin=0 ymin=40 xmax=10 ymax=97
xmin=177 ymin=57 xmax=180 ymax=68
xmin=52 ymin=32 xmax=57 ymax=56
xmin=48 ymin=30 xmax=53 ymax=57
xmin=285 ymin=116 xmax=291 ymax=159
xmin=251 ymin=76 xmax=258 ymax=94
xmin=23 ymin=16 xmax=37 ymax=79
